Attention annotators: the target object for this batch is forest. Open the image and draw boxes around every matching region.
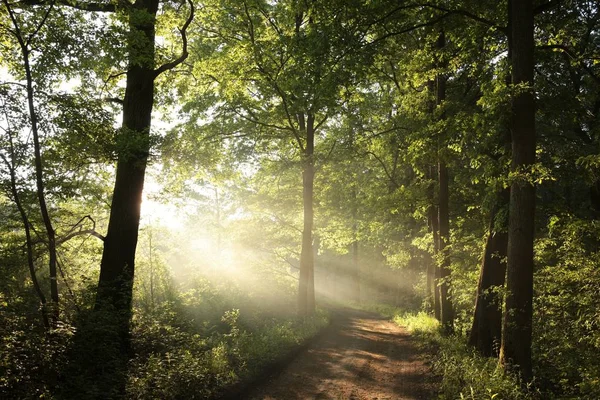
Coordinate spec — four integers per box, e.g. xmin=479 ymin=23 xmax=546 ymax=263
xmin=1 ymin=0 xmax=599 ymax=398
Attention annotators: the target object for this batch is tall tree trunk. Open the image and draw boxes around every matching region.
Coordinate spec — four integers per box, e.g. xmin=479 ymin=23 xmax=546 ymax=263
xmin=469 ymin=187 xmax=509 ymax=356
xmin=436 ymin=31 xmax=454 ymax=333
xmin=470 ymin=9 xmax=512 ymax=355
xmin=427 ymin=76 xmax=442 ymax=321
xmin=425 ymin=250 xmax=435 ymax=312
xmin=351 ymin=228 xmax=360 ymax=303
xmin=500 ymin=0 xmax=536 ymax=382
xmin=438 ymin=160 xmax=454 ymax=333
xmin=428 ymin=166 xmax=441 ymax=321
xmin=351 ymin=184 xmax=360 ymax=303
xmin=95 ymin=0 xmax=160 ymax=339
xmin=298 ymin=113 xmax=316 ymax=316
xmin=4 ymin=1 xmax=59 ymax=324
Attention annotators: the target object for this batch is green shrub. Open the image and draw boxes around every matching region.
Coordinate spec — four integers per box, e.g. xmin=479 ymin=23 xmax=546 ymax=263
xmin=126 ymin=297 xmax=329 ymax=399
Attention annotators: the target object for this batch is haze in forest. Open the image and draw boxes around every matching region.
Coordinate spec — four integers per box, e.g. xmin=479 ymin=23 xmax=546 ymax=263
xmin=1 ymin=0 xmax=599 ymax=399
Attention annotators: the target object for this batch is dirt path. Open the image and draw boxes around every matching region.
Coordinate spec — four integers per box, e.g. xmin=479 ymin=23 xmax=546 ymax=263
xmin=246 ymin=308 xmax=436 ymax=400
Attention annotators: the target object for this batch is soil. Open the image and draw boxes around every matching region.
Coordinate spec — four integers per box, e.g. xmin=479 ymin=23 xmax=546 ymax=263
xmin=245 ymin=307 xmax=437 ymax=400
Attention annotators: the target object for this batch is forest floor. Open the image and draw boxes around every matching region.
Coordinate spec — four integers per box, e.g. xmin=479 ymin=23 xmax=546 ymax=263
xmin=245 ymin=307 xmax=437 ymax=400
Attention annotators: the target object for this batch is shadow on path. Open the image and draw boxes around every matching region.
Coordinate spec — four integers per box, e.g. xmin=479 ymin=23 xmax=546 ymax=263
xmin=244 ymin=307 xmax=437 ymax=400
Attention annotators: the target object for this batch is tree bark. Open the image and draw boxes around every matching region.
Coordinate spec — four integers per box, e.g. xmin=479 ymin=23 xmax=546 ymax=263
xmin=470 ymin=7 xmax=512 ymax=355
xmin=500 ymin=0 xmax=536 ymax=382
xmin=436 ymin=31 xmax=454 ymax=334
xmin=351 ymin=184 xmax=360 ymax=303
xmin=298 ymin=112 xmax=316 ymax=316
xmin=427 ymin=166 xmax=441 ymax=321
xmin=438 ymin=160 xmax=454 ymax=333
xmin=468 ymin=187 xmax=509 ymax=356
xmin=95 ymin=0 xmax=160 ymax=338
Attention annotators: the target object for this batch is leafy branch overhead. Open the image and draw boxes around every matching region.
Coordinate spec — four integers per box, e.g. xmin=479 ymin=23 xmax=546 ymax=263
xmin=1 ymin=0 xmax=600 ymax=399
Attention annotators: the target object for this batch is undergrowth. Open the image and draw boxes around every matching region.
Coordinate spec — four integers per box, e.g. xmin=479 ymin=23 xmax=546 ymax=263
xmin=0 ymin=278 xmax=329 ymax=400
xmin=125 ymin=279 xmax=329 ymax=400
xmin=126 ymin=304 xmax=329 ymax=399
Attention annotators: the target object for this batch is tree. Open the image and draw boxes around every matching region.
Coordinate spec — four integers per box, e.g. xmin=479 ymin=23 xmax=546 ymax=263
xmin=434 ymin=30 xmax=454 ymax=333
xmin=500 ymin=0 xmax=535 ymax=381
xmin=94 ymin=0 xmax=194 ymax=340
xmin=3 ymin=0 xmax=61 ymax=325
xmin=189 ymin=0 xmax=374 ymax=316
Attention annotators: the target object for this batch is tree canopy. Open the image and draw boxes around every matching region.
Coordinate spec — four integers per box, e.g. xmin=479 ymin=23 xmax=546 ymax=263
xmin=1 ymin=0 xmax=600 ymax=398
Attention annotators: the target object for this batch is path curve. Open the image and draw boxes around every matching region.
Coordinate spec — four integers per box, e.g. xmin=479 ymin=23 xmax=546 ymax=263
xmin=247 ymin=308 xmax=436 ymax=400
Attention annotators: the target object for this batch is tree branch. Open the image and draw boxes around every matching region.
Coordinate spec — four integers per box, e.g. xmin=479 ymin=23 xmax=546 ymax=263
xmin=234 ymin=107 xmax=293 ymax=132
xmin=364 ymin=150 xmax=400 ymax=188
xmin=538 ymin=44 xmax=600 ymax=86
xmin=104 ymin=96 xmax=124 ymax=105
xmin=314 ymin=114 xmax=328 ymax=131
xmin=25 ymin=0 xmax=56 ymax=48
xmin=57 ymin=215 xmax=105 ymax=245
xmin=18 ymin=0 xmax=119 ymax=13
xmin=533 ymin=0 xmax=563 ymax=15
xmin=153 ymin=0 xmax=194 ymax=78
xmin=368 ymin=13 xmax=454 ymax=47
xmin=57 ymin=229 xmax=105 ymax=244
xmin=414 ymin=3 xmax=506 ymax=33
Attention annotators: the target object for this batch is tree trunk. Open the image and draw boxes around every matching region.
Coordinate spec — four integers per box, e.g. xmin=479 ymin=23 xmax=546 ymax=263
xmin=469 ymin=5 xmax=512 ymax=357
xmin=351 ymin=183 xmax=360 ymax=303
xmin=95 ymin=0 xmax=160 ymax=339
xmin=351 ymin=231 xmax=360 ymax=303
xmin=428 ymin=167 xmax=441 ymax=321
xmin=470 ymin=6 xmax=512 ymax=356
xmin=438 ymin=160 xmax=454 ymax=333
xmin=500 ymin=0 xmax=536 ymax=382
xmin=425 ymin=251 xmax=435 ymax=312
xmin=469 ymin=187 xmax=509 ymax=356
xmin=427 ymin=76 xmax=442 ymax=321
xmin=298 ymin=113 xmax=316 ymax=316
xmin=436 ymin=31 xmax=454 ymax=333
xmin=12 ymin=9 xmax=60 ymax=324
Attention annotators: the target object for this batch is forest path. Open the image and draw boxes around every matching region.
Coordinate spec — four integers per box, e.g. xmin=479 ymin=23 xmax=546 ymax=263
xmin=246 ymin=307 xmax=436 ymax=400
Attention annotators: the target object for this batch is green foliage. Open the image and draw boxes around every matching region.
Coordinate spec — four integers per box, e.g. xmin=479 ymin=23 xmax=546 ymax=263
xmin=534 ymin=215 xmax=600 ymax=398
xmin=2 ymin=1 xmax=600 ymax=400
xmin=126 ymin=297 xmax=329 ymax=399
xmin=0 ymin=309 xmax=74 ymax=398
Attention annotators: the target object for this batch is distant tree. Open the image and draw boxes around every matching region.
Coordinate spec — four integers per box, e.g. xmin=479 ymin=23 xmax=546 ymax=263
xmin=188 ymin=0 xmax=375 ymax=316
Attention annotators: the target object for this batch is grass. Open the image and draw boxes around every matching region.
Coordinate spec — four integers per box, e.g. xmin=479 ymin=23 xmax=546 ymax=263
xmin=355 ymin=303 xmax=540 ymax=400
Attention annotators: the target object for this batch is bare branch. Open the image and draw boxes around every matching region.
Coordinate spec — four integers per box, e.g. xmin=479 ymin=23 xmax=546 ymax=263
xmin=364 ymin=125 xmax=411 ymax=140
xmin=57 ymin=229 xmax=105 ymax=244
xmin=234 ymin=107 xmax=293 ymax=132
xmin=57 ymin=215 xmax=105 ymax=245
xmin=368 ymin=13 xmax=454 ymax=47
xmin=414 ymin=3 xmax=506 ymax=33
xmin=153 ymin=0 xmax=195 ymax=78
xmin=104 ymin=96 xmax=124 ymax=104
